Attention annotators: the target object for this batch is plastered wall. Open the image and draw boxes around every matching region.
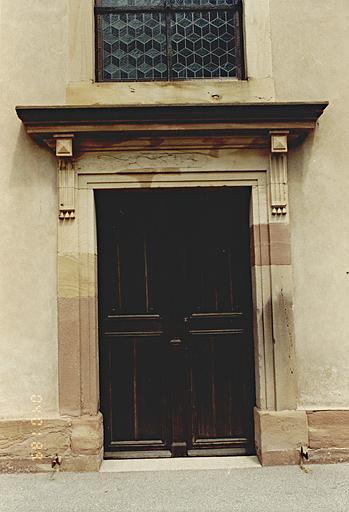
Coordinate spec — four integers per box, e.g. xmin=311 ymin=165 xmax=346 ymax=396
xmin=0 ymin=1 xmax=69 ymax=418
xmin=1 ymin=0 xmax=348 ymax=421
xmin=269 ymin=0 xmax=349 ymax=408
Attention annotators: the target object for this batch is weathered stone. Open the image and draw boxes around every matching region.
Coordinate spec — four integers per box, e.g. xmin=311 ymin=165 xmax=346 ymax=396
xmin=307 ymin=410 xmax=349 ymax=449
xmin=308 ymin=448 xmax=349 ymax=464
xmin=258 ymin=450 xmax=301 ymax=466
xmin=255 ymin=408 xmax=308 ymax=465
xmin=0 ymin=458 xmax=53 ymax=474
xmin=0 ymin=452 xmax=103 ymax=473
xmin=71 ymin=413 xmax=103 ymax=455
xmin=61 ymin=450 xmax=103 ymax=472
xmin=0 ymin=416 xmax=103 ymax=473
xmin=0 ymin=418 xmax=72 ymax=459
xmin=58 ymin=296 xmax=82 ymax=416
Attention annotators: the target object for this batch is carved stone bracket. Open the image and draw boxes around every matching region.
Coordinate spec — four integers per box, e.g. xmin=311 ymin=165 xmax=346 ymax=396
xmin=54 ymin=135 xmax=75 ymax=220
xmin=269 ymin=131 xmax=289 ymax=216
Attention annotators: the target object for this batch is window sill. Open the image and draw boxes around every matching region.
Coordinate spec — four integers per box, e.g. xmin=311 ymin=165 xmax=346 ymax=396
xmin=66 ymin=77 xmax=275 ymax=106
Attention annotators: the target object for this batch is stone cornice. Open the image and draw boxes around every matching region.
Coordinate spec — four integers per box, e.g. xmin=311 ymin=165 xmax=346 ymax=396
xmin=16 ymin=102 xmax=328 ymax=153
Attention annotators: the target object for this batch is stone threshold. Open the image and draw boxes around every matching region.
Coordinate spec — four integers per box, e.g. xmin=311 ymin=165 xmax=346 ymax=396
xmin=100 ymin=456 xmax=261 ymax=473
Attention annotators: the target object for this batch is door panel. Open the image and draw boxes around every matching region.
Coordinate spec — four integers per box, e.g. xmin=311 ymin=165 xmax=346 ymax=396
xmin=188 ymin=331 xmax=254 ymax=454
xmin=106 ymin=335 xmax=168 ymax=445
xmin=96 ymin=187 xmax=255 ymax=458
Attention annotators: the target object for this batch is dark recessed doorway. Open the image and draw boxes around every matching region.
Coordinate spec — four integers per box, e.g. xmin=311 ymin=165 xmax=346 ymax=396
xmin=95 ymin=187 xmax=255 ymax=458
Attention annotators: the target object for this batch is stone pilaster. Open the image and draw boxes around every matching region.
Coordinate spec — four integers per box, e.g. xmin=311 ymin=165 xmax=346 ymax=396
xmin=267 ymin=131 xmax=297 ymax=411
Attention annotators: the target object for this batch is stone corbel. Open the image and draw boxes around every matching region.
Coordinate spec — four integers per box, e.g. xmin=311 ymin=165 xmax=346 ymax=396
xmin=54 ymin=135 xmax=75 ymax=220
xmin=269 ymin=131 xmax=289 ymax=216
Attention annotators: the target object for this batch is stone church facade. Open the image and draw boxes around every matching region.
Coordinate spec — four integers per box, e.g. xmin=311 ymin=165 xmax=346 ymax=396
xmin=0 ymin=0 xmax=348 ymax=471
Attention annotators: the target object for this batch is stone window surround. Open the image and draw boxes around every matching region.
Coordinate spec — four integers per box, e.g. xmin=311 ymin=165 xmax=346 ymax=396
xmin=14 ymin=102 xmax=333 ymax=470
xmin=69 ymin=0 xmax=273 ymax=83
xmin=67 ymin=0 xmax=275 ymax=105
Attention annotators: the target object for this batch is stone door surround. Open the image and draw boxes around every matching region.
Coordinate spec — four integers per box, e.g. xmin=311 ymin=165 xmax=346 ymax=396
xmin=15 ymin=102 xmax=329 ymax=469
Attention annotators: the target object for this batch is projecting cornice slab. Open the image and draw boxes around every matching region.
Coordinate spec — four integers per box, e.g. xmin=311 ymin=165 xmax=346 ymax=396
xmin=16 ymin=102 xmax=328 ymax=153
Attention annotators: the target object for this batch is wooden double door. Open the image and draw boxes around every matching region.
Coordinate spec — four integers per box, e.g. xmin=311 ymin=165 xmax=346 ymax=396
xmin=96 ymin=187 xmax=255 ymax=458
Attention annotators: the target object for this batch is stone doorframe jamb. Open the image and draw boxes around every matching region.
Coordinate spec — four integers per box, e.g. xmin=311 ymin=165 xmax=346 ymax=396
xmin=57 ymin=163 xmax=297 ymax=423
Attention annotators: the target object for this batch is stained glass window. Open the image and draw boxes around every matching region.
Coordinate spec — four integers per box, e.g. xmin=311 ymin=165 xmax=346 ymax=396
xmin=95 ymin=0 xmax=244 ymax=81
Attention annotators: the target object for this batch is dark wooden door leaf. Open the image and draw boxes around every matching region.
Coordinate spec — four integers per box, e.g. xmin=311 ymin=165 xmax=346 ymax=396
xmin=96 ymin=187 xmax=255 ymax=458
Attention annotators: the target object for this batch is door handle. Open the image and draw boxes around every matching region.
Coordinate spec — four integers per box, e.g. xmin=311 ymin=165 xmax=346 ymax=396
xmin=169 ymin=338 xmax=182 ymax=346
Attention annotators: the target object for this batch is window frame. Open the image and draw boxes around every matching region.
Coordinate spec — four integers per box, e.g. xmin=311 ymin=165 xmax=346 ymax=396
xmin=94 ymin=0 xmax=246 ymax=82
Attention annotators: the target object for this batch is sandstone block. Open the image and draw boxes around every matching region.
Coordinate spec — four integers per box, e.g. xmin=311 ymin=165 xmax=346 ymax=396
xmin=308 ymin=448 xmax=349 ymax=464
xmin=71 ymin=413 xmax=103 ymax=455
xmin=258 ymin=449 xmax=301 ymax=466
xmin=0 ymin=418 xmax=71 ymax=459
xmin=61 ymin=449 xmax=103 ymax=472
xmin=307 ymin=410 xmax=349 ymax=449
xmin=254 ymin=408 xmax=308 ymax=465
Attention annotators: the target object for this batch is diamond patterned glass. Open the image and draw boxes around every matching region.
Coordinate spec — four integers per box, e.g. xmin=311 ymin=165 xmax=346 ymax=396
xmin=96 ymin=0 xmax=243 ymax=81
xmin=172 ymin=0 xmax=238 ymax=5
xmin=101 ymin=13 xmax=167 ymax=80
xmin=99 ymin=0 xmax=162 ymax=5
xmin=171 ymin=10 xmax=237 ymax=79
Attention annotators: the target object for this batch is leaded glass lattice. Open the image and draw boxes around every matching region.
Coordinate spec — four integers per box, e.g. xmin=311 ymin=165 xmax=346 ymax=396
xmin=96 ymin=0 xmax=244 ymax=81
xmin=101 ymin=13 xmax=167 ymax=80
xmin=171 ymin=11 xmax=237 ymax=79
